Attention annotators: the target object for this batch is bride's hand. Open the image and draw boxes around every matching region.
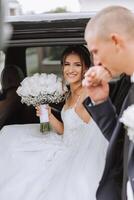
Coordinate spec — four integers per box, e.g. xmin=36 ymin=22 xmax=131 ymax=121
xmin=35 ymin=105 xmax=51 ymax=117
xmin=83 ymin=66 xmax=112 ymax=87
xmin=35 ymin=106 xmax=40 ymax=117
xmin=82 ymin=66 xmax=111 ymax=104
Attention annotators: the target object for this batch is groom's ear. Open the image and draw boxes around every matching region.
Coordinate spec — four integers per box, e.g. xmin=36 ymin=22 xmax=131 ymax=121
xmin=110 ymin=33 xmax=125 ymax=50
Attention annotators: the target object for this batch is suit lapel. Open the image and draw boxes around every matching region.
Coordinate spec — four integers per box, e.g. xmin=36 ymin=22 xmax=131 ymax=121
xmin=127 ymin=83 xmax=134 ymax=105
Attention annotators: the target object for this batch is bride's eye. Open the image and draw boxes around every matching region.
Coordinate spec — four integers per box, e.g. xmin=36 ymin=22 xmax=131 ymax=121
xmin=64 ymin=62 xmax=82 ymax=67
xmin=75 ymin=63 xmax=82 ymax=67
xmin=64 ymin=62 xmax=70 ymax=66
xmin=76 ymin=63 xmax=82 ymax=67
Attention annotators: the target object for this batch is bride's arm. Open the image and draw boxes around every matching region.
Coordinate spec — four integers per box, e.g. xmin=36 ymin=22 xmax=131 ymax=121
xmin=75 ymin=90 xmax=91 ymax=124
xmin=36 ymin=106 xmax=64 ymax=135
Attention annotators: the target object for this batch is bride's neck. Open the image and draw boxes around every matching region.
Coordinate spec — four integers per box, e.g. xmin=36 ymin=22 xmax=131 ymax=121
xmin=70 ymin=83 xmax=82 ymax=97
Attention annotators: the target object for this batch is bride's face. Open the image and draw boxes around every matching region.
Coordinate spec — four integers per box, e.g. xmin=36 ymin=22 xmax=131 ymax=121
xmin=63 ymin=53 xmax=86 ymax=84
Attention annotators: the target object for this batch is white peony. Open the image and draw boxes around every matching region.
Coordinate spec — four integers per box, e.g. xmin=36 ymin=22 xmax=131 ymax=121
xmin=120 ymin=105 xmax=134 ymax=143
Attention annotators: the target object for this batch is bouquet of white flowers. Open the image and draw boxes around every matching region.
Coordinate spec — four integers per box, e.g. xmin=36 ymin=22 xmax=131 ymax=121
xmin=17 ymin=73 xmax=68 ymax=133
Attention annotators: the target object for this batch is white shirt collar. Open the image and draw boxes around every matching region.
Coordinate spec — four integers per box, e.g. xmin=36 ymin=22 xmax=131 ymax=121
xmin=131 ymin=73 xmax=134 ymax=83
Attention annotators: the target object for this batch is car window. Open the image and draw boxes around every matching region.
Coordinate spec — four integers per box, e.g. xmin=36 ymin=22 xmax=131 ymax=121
xmin=0 ymin=51 xmax=5 ymax=90
xmin=26 ymin=46 xmax=67 ymax=76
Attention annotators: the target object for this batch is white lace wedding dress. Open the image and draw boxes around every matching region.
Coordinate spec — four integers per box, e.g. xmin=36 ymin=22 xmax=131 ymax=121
xmin=0 ymin=107 xmax=108 ymax=200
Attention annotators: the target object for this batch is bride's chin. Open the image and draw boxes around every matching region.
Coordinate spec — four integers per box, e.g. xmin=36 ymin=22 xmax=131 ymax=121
xmin=66 ymin=79 xmax=75 ymax=84
xmin=66 ymin=77 xmax=79 ymax=82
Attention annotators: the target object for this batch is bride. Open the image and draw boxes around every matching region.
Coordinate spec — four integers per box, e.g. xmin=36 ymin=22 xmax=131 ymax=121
xmin=0 ymin=45 xmax=108 ymax=200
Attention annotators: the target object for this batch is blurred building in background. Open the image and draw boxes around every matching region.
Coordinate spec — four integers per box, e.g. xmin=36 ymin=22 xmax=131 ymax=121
xmin=7 ymin=0 xmax=22 ymax=16
xmin=78 ymin=0 xmax=134 ymax=11
xmin=0 ymin=0 xmax=21 ymax=83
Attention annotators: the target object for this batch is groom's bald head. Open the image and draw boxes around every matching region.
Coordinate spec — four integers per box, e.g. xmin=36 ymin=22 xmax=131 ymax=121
xmin=85 ymin=6 xmax=134 ymax=41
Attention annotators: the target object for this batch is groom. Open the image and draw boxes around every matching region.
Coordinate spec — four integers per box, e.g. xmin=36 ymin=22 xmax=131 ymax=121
xmin=83 ymin=6 xmax=134 ymax=200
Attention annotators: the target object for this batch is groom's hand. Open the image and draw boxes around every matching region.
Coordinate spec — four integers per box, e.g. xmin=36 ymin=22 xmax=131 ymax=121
xmin=82 ymin=66 xmax=112 ymax=104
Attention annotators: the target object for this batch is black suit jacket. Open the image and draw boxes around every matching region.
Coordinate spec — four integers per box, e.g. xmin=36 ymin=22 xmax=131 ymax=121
xmin=83 ymin=79 xmax=133 ymax=200
xmin=127 ymin=84 xmax=134 ymax=198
